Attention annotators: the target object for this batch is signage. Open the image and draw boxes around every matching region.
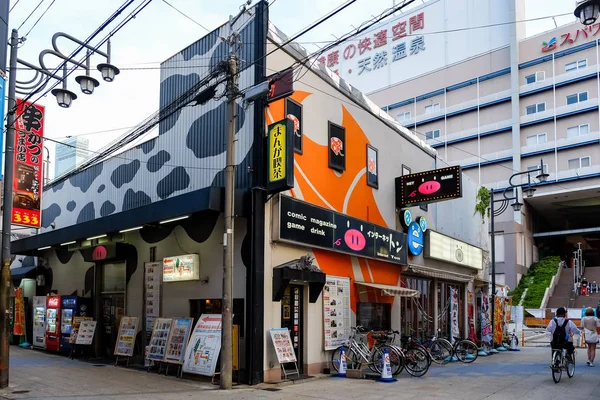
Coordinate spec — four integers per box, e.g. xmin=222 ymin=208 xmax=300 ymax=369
xmin=424 ymin=230 xmax=483 ymax=270
xmin=418 ymin=216 xmax=427 ymax=232
xmin=48 ymin=296 xmax=59 ymax=308
xmin=75 ymin=320 xmax=97 ymax=345
xmin=162 ymin=254 xmax=199 ymax=282
xmin=267 ymin=68 xmax=294 ymax=102
xmin=402 ymin=209 xmax=412 ymax=228
xmin=269 ymin=328 xmax=297 ymax=364
xmin=396 ymin=165 xmax=462 ymax=207
xmin=147 ymin=318 xmax=173 ymax=361
xmin=114 ymin=316 xmax=138 ymax=357
xmin=366 ymin=144 xmax=378 ymax=188
xmin=328 ymin=122 xmax=346 ymax=172
xmin=407 ymin=222 xmax=424 ymax=257
xmin=144 ymin=262 xmax=161 ymax=337
xmin=92 ymin=246 xmax=107 ymax=261
xmin=182 ymin=314 xmax=222 ymax=376
xmin=541 ymin=23 xmax=600 ymax=53
xmin=266 ymin=118 xmax=294 ymax=194
xmin=323 ymin=276 xmax=351 ymax=351
xmin=69 ymin=316 xmax=92 ymax=344
xmin=13 ymin=288 xmax=24 ymax=336
xmin=276 ymin=195 xmax=408 ymax=265
xmin=165 ymin=317 xmax=193 ymax=364
xmin=0 ymin=77 xmax=5 ymax=171
xmin=450 ymin=287 xmax=459 ymax=342
xmin=12 ymin=99 xmax=45 ymax=228
xmin=286 ymin=98 xmax=303 ymax=153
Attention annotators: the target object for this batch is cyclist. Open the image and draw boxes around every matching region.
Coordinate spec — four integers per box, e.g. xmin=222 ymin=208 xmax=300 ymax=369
xmin=546 ymin=307 xmax=580 ymax=365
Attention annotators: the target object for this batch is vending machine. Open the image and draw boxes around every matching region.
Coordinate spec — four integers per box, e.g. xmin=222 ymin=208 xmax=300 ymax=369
xmin=32 ymin=296 xmax=46 ymax=349
xmin=59 ymin=296 xmax=90 ymax=352
xmin=45 ymin=296 xmax=61 ymax=352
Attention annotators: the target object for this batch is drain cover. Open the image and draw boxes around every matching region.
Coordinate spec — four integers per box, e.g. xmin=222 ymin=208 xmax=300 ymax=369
xmin=93 ymin=364 xmax=106 ymax=367
xmin=262 ymin=388 xmax=281 ymax=392
xmin=12 ymin=390 xmax=30 ymax=394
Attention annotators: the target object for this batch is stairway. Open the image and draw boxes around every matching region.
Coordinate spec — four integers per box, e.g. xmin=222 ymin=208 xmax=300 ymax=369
xmin=546 ymin=267 xmax=577 ymax=309
xmin=572 ymin=266 xmax=600 ymax=310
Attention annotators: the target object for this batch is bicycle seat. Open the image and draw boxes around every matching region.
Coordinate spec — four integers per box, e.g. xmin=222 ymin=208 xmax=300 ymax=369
xmin=354 ymin=326 xmax=368 ymax=334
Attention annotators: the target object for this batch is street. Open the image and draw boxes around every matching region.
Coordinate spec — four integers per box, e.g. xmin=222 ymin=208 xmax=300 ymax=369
xmin=0 ymin=346 xmax=599 ymax=399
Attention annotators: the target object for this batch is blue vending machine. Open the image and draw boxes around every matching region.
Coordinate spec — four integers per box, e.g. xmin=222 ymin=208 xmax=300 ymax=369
xmin=59 ymin=296 xmax=91 ymax=352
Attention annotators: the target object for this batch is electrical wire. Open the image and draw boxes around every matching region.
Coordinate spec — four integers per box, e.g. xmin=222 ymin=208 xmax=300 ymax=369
xmin=17 ymin=0 xmax=46 ymax=31
xmin=23 ymin=0 xmax=58 ymax=38
xmin=9 ymin=0 xmax=22 ymax=13
xmin=161 ymin=0 xmax=210 ymax=32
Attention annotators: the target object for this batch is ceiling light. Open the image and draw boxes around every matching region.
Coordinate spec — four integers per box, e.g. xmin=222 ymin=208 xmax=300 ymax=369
xmin=61 ymin=241 xmax=76 ymax=246
xmin=86 ymin=234 xmax=107 ymax=240
xmin=119 ymin=226 xmax=144 ymax=233
xmin=159 ymin=216 xmax=189 ymax=224
xmin=38 ymin=246 xmax=51 ymax=250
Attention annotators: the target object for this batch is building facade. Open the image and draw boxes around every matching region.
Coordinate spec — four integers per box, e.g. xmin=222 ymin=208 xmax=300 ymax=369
xmin=54 ymin=136 xmax=90 ymax=179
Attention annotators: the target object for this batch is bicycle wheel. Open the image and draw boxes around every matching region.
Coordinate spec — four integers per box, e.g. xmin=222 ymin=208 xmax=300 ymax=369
xmin=408 ymin=343 xmax=432 ymax=367
xmin=552 ymin=351 xmax=562 ymax=384
xmin=371 ymin=345 xmax=403 ymax=376
xmin=331 ymin=346 xmax=343 ymax=372
xmin=456 ymin=340 xmax=479 ymax=363
xmin=567 ymin=352 xmax=575 ymax=378
xmin=404 ymin=347 xmax=430 ymax=377
xmin=429 ymin=339 xmax=453 ymax=365
xmin=388 ymin=345 xmax=405 ymax=375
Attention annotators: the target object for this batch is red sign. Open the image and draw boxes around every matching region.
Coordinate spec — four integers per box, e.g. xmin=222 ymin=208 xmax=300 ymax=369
xmin=12 ymin=99 xmax=44 ymax=228
xmin=92 ymin=246 xmax=107 ymax=261
xmin=13 ymin=288 xmax=24 ymax=336
xmin=48 ymin=296 xmax=59 ymax=308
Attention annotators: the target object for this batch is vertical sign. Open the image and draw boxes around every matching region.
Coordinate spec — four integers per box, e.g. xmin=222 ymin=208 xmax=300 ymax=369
xmin=12 ymin=99 xmax=44 ymax=227
xmin=480 ymin=295 xmax=492 ymax=344
xmin=328 ymin=122 xmax=345 ymax=172
xmin=493 ymin=297 xmax=503 ymax=345
xmin=165 ymin=317 xmax=193 ymax=364
xmin=323 ymin=276 xmax=351 ymax=350
xmin=147 ymin=317 xmax=173 ymax=361
xmin=366 ymin=144 xmax=378 ymax=189
xmin=144 ymin=262 xmax=161 ymax=338
xmin=13 ymin=287 xmax=24 ymax=336
xmin=269 ymin=328 xmax=297 ymax=364
xmin=266 ymin=118 xmax=294 ymax=194
xmin=285 ymin=98 xmax=303 ymax=154
xmin=449 ymin=287 xmax=459 ymax=343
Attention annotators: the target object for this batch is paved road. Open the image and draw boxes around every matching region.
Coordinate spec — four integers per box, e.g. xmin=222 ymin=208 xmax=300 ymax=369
xmin=1 ymin=346 xmax=599 ymax=399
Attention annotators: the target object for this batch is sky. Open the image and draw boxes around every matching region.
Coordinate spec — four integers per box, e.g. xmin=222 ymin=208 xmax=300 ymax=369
xmin=4 ymin=0 xmax=576 ymax=180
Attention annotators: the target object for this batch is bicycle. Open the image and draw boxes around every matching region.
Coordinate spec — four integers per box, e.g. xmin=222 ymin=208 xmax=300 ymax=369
xmin=551 ymin=347 xmax=575 ymax=383
xmin=436 ymin=331 xmax=479 ymax=363
xmin=375 ymin=329 xmax=431 ymax=377
xmin=404 ymin=326 xmax=453 ymax=366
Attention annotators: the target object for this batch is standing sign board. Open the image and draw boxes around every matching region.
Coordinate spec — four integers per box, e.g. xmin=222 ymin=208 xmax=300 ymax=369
xmin=323 ymin=276 xmax=351 ymax=350
xmin=269 ymin=328 xmax=296 ymax=363
xmin=69 ymin=316 xmax=92 ymax=344
xmin=182 ymin=314 xmax=222 ymax=376
xmin=147 ymin=318 xmax=173 ymax=361
xmin=114 ymin=316 xmax=138 ymax=357
xmin=144 ymin=262 xmax=162 ymax=338
xmin=165 ymin=318 xmax=193 ymax=364
xmin=75 ymin=320 xmax=97 ymax=345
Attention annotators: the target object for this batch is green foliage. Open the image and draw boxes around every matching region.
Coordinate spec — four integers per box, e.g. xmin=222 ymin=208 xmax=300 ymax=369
xmin=508 ymin=256 xmax=561 ymax=308
xmin=474 ymin=187 xmax=491 ymax=222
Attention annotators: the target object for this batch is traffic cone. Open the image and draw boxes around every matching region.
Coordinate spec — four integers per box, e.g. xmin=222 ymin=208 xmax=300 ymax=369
xmin=478 ymin=342 xmax=488 ymax=357
xmin=508 ymin=332 xmax=520 ymax=352
xmin=336 ymin=346 xmax=347 ymax=378
xmin=377 ymin=348 xmax=397 ymax=383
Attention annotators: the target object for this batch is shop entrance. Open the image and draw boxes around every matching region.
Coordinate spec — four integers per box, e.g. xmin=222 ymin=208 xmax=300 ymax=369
xmin=98 ymin=262 xmax=126 ymax=358
xmin=437 ymin=281 xmax=464 ymax=340
xmin=281 ymin=285 xmax=303 ymax=373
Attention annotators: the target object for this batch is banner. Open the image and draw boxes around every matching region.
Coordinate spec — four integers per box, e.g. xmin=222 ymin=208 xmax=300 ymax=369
xmin=480 ymin=295 xmax=492 ymax=344
xmin=182 ymin=314 xmax=222 ymax=376
xmin=13 ymin=288 xmax=24 ymax=336
xmin=450 ymin=287 xmax=459 ymax=342
xmin=323 ymin=276 xmax=351 ymax=350
xmin=144 ymin=262 xmax=162 ymax=337
xmin=467 ymin=289 xmax=477 ymax=343
xmin=270 ymin=328 xmax=297 ymax=364
xmin=505 ymin=297 xmax=512 ymax=321
xmin=114 ymin=316 xmax=138 ymax=356
xmin=12 ymin=99 xmax=45 ymax=228
xmin=494 ymin=296 xmax=503 ymax=345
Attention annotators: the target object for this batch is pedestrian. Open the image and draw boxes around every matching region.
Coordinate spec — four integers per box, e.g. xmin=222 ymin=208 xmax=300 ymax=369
xmin=592 ymin=281 xmax=599 ymax=294
xmin=596 ymin=301 xmax=600 ymax=319
xmin=581 ymin=307 xmax=600 ymax=367
xmin=577 ymin=281 xmax=582 ymax=295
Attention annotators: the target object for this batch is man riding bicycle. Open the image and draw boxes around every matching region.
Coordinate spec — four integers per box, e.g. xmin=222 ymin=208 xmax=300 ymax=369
xmin=546 ymin=307 xmax=580 ymax=364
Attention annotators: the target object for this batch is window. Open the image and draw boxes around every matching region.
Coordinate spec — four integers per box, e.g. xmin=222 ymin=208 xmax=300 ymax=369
xmin=425 ymin=129 xmax=441 ymax=140
xmin=527 ymin=164 xmax=548 ymax=174
xmin=397 ymin=111 xmax=411 ymax=121
xmin=568 ymin=156 xmax=591 ymax=170
xmin=425 ymin=103 xmax=440 ymax=114
xmin=357 ymin=302 xmax=391 ymax=331
xmin=567 ymin=91 xmax=588 ymax=105
xmin=567 ymin=123 xmax=590 ymax=138
xmin=328 ymin=122 xmax=346 ymax=172
xmin=526 ymin=133 xmax=547 ymax=146
xmin=525 ymin=71 xmax=545 ymax=84
xmin=526 ymin=102 xmax=546 ymax=115
xmin=525 ymin=74 xmax=535 ymax=84
xmin=566 ymin=59 xmax=587 ymax=73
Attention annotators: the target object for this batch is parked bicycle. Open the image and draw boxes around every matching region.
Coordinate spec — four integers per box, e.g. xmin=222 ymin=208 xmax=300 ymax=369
xmin=428 ymin=329 xmax=479 ymax=364
xmin=551 ymin=347 xmax=575 ymax=383
xmin=373 ymin=329 xmax=431 ymax=377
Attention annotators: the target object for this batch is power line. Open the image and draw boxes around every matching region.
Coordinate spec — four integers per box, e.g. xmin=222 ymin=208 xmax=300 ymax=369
xmin=9 ymin=0 xmax=22 ymax=13
xmin=161 ymin=0 xmax=210 ymax=32
xmin=17 ymin=0 xmax=45 ymax=31
xmin=23 ymin=0 xmax=58 ymax=38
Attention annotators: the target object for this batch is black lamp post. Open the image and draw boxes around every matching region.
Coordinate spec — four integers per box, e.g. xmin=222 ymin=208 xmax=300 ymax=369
xmin=575 ymin=0 xmax=600 ymax=25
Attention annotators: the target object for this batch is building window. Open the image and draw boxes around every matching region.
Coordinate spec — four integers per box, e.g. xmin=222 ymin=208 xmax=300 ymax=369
xmin=567 ymin=123 xmax=590 ymax=138
xmin=526 ymin=103 xmax=545 ymax=115
xmin=527 ymin=164 xmax=548 ymax=174
xmin=568 ymin=156 xmax=591 ymax=170
xmin=424 ymin=103 xmax=440 ymax=114
xmin=566 ymin=59 xmax=587 ymax=73
xmin=397 ymin=111 xmax=411 ymax=121
xmin=328 ymin=122 xmax=346 ymax=172
xmin=566 ymin=92 xmax=588 ymax=105
xmin=425 ymin=129 xmax=441 ymax=140
xmin=356 ymin=302 xmax=391 ymax=331
xmin=526 ymin=133 xmax=547 ymax=146
xmin=525 ymin=71 xmax=545 ymax=84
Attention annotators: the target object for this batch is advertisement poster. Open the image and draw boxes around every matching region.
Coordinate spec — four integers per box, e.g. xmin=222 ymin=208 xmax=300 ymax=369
xmin=144 ymin=262 xmax=162 ymax=337
xmin=323 ymin=276 xmax=351 ymax=350
xmin=504 ymin=297 xmax=512 ymax=321
xmin=12 ymin=99 xmax=44 ymax=228
xmin=163 ymin=254 xmax=200 ymax=282
xmin=75 ymin=320 xmax=97 ymax=345
xmin=467 ymin=289 xmax=477 ymax=343
xmin=480 ymin=295 xmax=492 ymax=344
xmin=270 ymin=328 xmax=297 ymax=364
xmin=114 ymin=316 xmax=139 ymax=356
xmin=494 ymin=297 xmax=503 ymax=345
xmin=69 ymin=316 xmax=93 ymax=344
xmin=165 ymin=318 xmax=193 ymax=364
xmin=147 ymin=318 xmax=173 ymax=361
xmin=450 ymin=287 xmax=459 ymax=343
xmin=13 ymin=287 xmax=25 ymax=336
xmin=182 ymin=314 xmax=222 ymax=376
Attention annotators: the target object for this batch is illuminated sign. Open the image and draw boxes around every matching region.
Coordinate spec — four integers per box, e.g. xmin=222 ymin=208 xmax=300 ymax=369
xmin=424 ymin=230 xmax=483 ymax=270
xmin=266 ymin=118 xmax=294 ymax=194
xmin=163 ymin=254 xmax=200 ymax=282
xmin=396 ymin=165 xmax=462 ymax=207
xmin=267 ymin=68 xmax=294 ymax=102
xmin=47 ymin=297 xmax=59 ymax=308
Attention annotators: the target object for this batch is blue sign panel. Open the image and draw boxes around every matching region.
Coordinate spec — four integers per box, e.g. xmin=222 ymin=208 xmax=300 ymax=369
xmin=408 ymin=221 xmax=424 ymax=256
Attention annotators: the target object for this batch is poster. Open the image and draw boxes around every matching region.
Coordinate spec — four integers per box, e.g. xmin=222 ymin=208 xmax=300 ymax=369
xmin=12 ymin=99 xmax=44 ymax=228
xmin=165 ymin=318 xmax=193 ymax=364
xmin=75 ymin=320 xmax=97 ymax=345
xmin=270 ymin=328 xmax=297 ymax=364
xmin=480 ymin=295 xmax=492 ymax=344
xmin=13 ymin=288 xmax=24 ymax=336
xmin=467 ymin=289 xmax=477 ymax=343
xmin=147 ymin=318 xmax=173 ymax=361
xmin=449 ymin=287 xmax=459 ymax=343
xmin=493 ymin=297 xmax=503 ymax=345
xmin=163 ymin=254 xmax=199 ymax=282
xmin=504 ymin=297 xmax=513 ymax=321
xmin=69 ymin=316 xmax=92 ymax=344
xmin=323 ymin=276 xmax=351 ymax=350
xmin=144 ymin=262 xmax=162 ymax=337
xmin=114 ymin=316 xmax=139 ymax=356
xmin=182 ymin=314 xmax=222 ymax=376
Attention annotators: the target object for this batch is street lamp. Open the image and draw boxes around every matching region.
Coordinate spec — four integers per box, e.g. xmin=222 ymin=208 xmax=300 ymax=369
xmin=488 ymin=158 xmax=547 ymax=350
xmin=575 ymin=0 xmax=600 ymax=25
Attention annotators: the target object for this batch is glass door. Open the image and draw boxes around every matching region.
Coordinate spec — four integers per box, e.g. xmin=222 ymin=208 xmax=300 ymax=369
xmin=61 ymin=309 xmax=74 ymax=335
xmin=281 ymin=285 xmax=303 ymax=373
xmin=47 ymin=309 xmax=57 ymax=333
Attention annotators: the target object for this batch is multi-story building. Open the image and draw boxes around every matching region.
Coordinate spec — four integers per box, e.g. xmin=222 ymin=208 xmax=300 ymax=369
xmin=54 ymin=136 xmax=90 ymax=178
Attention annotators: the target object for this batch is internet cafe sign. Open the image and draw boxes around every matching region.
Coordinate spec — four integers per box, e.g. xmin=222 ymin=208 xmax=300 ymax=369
xmin=541 ymin=23 xmax=600 ymax=53
xmin=163 ymin=254 xmax=200 ymax=282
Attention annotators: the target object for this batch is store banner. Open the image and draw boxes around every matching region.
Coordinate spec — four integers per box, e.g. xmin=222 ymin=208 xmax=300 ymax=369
xmin=114 ymin=316 xmax=139 ymax=356
xmin=480 ymin=295 xmax=492 ymax=344
xmin=494 ymin=297 xmax=503 ymax=345
xmin=449 ymin=287 xmax=459 ymax=343
xmin=13 ymin=287 xmax=24 ymax=336
xmin=182 ymin=314 xmax=222 ymax=376
xmin=144 ymin=262 xmax=162 ymax=337
xmin=505 ymin=297 xmax=512 ymax=321
xmin=12 ymin=99 xmax=45 ymax=228
xmin=323 ymin=276 xmax=351 ymax=350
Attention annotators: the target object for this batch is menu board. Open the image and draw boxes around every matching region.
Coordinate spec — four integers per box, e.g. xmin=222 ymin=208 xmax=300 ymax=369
xmin=114 ymin=316 xmax=139 ymax=356
xmin=182 ymin=314 xmax=222 ymax=376
xmin=270 ymin=328 xmax=297 ymax=364
xmin=69 ymin=317 xmax=93 ymax=344
xmin=165 ymin=318 xmax=193 ymax=364
xmin=147 ymin=318 xmax=173 ymax=361
xmin=144 ymin=262 xmax=162 ymax=337
xmin=75 ymin=320 xmax=97 ymax=345
xmin=323 ymin=276 xmax=351 ymax=350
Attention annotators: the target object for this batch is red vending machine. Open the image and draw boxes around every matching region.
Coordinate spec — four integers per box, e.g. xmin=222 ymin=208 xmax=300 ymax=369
xmin=45 ymin=296 xmax=61 ymax=352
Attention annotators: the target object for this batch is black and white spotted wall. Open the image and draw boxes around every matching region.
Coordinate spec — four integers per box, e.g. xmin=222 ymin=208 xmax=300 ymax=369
xmin=40 ymin=5 xmax=261 ymax=232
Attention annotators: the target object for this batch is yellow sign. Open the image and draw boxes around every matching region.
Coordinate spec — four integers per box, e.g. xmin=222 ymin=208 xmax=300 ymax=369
xmin=268 ymin=121 xmax=287 ymax=183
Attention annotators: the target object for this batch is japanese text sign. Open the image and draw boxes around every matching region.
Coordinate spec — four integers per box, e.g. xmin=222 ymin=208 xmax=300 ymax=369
xmin=266 ymin=118 xmax=294 ymax=194
xmin=12 ymin=99 xmax=44 ymax=228
xmin=396 ymin=165 xmax=462 ymax=207
xmin=541 ymin=23 xmax=600 ymax=53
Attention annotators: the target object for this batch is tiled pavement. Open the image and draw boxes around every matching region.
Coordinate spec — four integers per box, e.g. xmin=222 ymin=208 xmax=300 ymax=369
xmin=1 ymin=346 xmax=599 ymax=399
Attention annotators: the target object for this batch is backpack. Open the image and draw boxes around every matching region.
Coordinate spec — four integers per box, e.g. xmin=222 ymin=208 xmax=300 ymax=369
xmin=552 ymin=318 xmax=569 ymax=346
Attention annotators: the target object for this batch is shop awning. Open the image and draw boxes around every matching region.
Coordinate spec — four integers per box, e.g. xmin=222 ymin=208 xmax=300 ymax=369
xmin=355 ymin=281 xmax=419 ymax=297
xmin=408 ymin=265 xmax=474 ymax=283
xmin=272 ymin=256 xmax=326 ymax=303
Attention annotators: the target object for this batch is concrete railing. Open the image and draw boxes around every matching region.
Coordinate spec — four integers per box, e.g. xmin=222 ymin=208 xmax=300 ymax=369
xmin=541 ymin=262 xmax=563 ymax=309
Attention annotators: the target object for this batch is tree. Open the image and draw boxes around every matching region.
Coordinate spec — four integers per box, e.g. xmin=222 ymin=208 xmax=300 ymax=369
xmin=474 ymin=187 xmax=490 ymax=223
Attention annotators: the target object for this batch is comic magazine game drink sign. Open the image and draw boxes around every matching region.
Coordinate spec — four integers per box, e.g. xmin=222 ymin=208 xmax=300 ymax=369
xmin=12 ymin=99 xmax=45 ymax=228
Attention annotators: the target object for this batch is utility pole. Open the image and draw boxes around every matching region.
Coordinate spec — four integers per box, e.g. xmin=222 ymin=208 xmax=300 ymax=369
xmin=0 ymin=28 xmax=19 ymax=389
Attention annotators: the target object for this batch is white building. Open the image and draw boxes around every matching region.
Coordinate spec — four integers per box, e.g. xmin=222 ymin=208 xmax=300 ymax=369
xmin=54 ymin=137 xmax=90 ymax=178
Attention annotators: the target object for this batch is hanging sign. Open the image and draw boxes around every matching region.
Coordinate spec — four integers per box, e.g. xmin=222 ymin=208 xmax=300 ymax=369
xmin=323 ymin=276 xmax=351 ymax=350
xmin=13 ymin=288 xmax=25 ymax=336
xmin=144 ymin=262 xmax=162 ymax=337
xmin=12 ymin=99 xmax=45 ymax=228
xmin=396 ymin=165 xmax=462 ymax=207
xmin=75 ymin=320 xmax=97 ymax=345
xmin=114 ymin=316 xmax=139 ymax=357
xmin=270 ymin=328 xmax=297 ymax=364
xmin=450 ymin=287 xmax=459 ymax=343
xmin=165 ymin=317 xmax=193 ymax=364
xmin=162 ymin=254 xmax=199 ymax=282
xmin=182 ymin=314 xmax=222 ymax=376
xmin=266 ymin=118 xmax=294 ymax=194
xmin=480 ymin=295 xmax=492 ymax=344
xmin=147 ymin=318 xmax=173 ymax=361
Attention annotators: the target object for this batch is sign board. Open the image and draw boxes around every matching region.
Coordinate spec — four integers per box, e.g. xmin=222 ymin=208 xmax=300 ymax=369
xmin=12 ymin=99 xmax=45 ymax=228
xmin=269 ymin=328 xmax=297 ymax=364
xmin=424 ymin=230 xmax=483 ymax=269
xmin=75 ymin=320 xmax=97 ymax=345
xmin=69 ymin=316 xmax=92 ymax=344
xmin=276 ymin=195 xmax=407 ymax=265
xmin=165 ymin=317 xmax=193 ymax=364
xmin=114 ymin=316 xmax=138 ymax=357
xmin=144 ymin=262 xmax=162 ymax=337
xmin=182 ymin=314 xmax=222 ymax=376
xmin=267 ymin=68 xmax=294 ymax=102
xmin=162 ymin=254 xmax=199 ymax=282
xmin=266 ymin=119 xmax=295 ymax=194
xmin=147 ymin=318 xmax=173 ymax=361
xmin=0 ymin=77 xmax=5 ymax=170
xmin=450 ymin=287 xmax=460 ymax=342
xmin=323 ymin=276 xmax=351 ymax=350
xmin=13 ymin=287 xmax=24 ymax=336
xmin=396 ymin=165 xmax=462 ymax=207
